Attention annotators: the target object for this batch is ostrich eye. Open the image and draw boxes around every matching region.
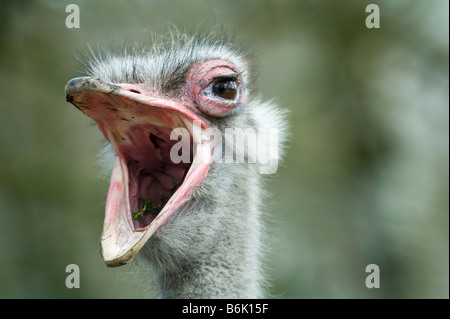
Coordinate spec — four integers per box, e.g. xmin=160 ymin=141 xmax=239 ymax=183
xmin=189 ymin=60 xmax=243 ymax=117
xmin=212 ymin=79 xmax=237 ymax=100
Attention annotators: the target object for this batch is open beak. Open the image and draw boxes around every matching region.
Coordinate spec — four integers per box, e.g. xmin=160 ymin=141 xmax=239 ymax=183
xmin=65 ymin=77 xmax=211 ymax=267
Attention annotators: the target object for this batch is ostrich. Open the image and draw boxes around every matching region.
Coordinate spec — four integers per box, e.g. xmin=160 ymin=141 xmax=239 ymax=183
xmin=65 ymin=33 xmax=287 ymax=298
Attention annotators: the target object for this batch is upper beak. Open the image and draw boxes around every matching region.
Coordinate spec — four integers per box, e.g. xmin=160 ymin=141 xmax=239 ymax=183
xmin=65 ymin=77 xmax=212 ymax=266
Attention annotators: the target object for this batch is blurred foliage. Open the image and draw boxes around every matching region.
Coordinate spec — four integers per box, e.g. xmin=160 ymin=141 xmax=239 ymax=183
xmin=0 ymin=0 xmax=448 ymax=298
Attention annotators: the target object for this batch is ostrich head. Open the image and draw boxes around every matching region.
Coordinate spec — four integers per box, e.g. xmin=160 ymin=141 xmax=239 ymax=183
xmin=65 ymin=33 xmax=287 ymax=298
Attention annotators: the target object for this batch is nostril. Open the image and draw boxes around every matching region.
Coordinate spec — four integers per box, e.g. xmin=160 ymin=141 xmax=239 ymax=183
xmin=118 ymin=84 xmax=143 ymax=94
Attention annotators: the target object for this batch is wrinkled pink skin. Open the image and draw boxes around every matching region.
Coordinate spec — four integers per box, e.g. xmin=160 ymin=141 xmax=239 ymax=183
xmin=123 ymin=124 xmax=190 ymax=229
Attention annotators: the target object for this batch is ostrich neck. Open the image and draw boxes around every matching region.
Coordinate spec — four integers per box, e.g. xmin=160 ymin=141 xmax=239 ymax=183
xmin=141 ymin=166 xmax=264 ymax=298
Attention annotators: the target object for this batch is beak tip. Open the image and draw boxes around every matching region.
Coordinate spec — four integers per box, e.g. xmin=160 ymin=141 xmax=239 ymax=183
xmin=102 ymin=250 xmax=135 ymax=268
xmin=65 ymin=77 xmax=85 ymax=99
xmin=65 ymin=76 xmax=118 ymax=97
xmin=67 ymin=76 xmax=87 ymax=87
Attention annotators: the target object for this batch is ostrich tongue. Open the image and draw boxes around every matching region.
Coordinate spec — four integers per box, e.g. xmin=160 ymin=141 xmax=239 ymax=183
xmin=65 ymin=77 xmax=212 ymax=267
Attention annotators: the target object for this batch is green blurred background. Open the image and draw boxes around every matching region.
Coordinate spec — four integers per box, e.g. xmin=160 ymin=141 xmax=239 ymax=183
xmin=0 ymin=0 xmax=448 ymax=298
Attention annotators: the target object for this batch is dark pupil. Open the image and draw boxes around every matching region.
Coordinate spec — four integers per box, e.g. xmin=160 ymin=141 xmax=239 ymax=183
xmin=212 ymin=79 xmax=237 ymax=100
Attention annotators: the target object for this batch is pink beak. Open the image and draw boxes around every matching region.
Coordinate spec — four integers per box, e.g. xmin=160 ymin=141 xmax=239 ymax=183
xmin=65 ymin=77 xmax=212 ymax=266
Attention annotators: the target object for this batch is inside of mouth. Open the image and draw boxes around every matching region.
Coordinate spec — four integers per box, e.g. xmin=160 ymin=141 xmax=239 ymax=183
xmin=119 ymin=123 xmax=192 ymax=230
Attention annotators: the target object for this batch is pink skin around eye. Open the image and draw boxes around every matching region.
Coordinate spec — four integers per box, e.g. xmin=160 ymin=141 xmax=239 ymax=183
xmin=187 ymin=60 xmax=243 ymax=117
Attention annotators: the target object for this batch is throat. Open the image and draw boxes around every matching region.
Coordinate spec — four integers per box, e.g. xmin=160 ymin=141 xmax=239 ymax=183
xmin=119 ymin=123 xmax=192 ymax=230
xmin=128 ymin=163 xmax=185 ymax=229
